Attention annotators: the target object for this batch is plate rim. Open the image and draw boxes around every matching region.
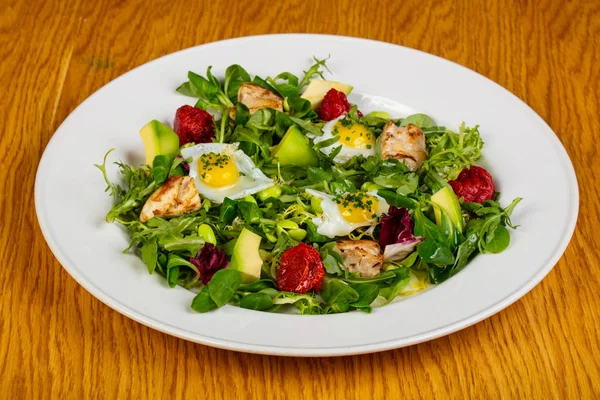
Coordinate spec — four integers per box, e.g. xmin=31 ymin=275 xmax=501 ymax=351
xmin=35 ymin=33 xmax=580 ymax=356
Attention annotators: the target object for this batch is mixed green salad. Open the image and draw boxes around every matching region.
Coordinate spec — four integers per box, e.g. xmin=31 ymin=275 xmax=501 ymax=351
xmin=97 ymin=57 xmax=522 ymax=315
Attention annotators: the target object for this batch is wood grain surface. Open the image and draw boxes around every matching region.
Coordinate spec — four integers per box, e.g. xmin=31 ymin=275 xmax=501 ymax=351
xmin=1 ymin=0 xmax=599 ymax=398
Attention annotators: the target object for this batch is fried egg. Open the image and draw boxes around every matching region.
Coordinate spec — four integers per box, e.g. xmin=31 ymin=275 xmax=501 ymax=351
xmin=308 ymin=115 xmax=377 ymax=163
xmin=306 ymin=189 xmax=390 ymax=238
xmin=181 ymin=143 xmax=274 ymax=203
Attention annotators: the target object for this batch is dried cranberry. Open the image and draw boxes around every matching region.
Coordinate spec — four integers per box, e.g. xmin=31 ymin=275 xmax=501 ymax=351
xmin=448 ymin=166 xmax=496 ymax=203
xmin=317 ymin=89 xmax=362 ymax=121
xmin=189 ymin=243 xmax=228 ymax=284
xmin=276 ymin=243 xmax=325 ymax=293
xmin=173 ymin=105 xmax=215 ymax=145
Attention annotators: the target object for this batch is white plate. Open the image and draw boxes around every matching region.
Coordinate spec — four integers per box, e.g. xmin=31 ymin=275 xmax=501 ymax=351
xmin=35 ymin=34 xmax=578 ymax=356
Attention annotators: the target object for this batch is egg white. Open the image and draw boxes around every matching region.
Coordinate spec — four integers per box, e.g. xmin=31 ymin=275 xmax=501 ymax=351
xmin=306 ymin=189 xmax=390 ymax=238
xmin=181 ymin=143 xmax=274 ymax=204
xmin=307 ymin=115 xmax=377 ymax=164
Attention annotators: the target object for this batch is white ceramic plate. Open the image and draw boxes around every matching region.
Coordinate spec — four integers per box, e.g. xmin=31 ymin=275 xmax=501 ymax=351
xmin=35 ymin=34 xmax=578 ymax=356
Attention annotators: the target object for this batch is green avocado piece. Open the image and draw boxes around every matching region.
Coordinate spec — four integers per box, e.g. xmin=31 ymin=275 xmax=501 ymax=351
xmin=301 ymin=80 xmax=353 ymax=110
xmin=229 ymin=228 xmax=263 ymax=284
xmin=364 ymin=111 xmax=391 ymax=119
xmin=271 ymin=125 xmax=319 ymax=167
xmin=139 ymin=120 xmax=180 ymax=165
xmin=431 ymin=186 xmax=464 ymax=232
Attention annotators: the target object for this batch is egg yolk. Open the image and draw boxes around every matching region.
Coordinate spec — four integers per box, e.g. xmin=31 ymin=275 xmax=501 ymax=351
xmin=332 ymin=119 xmax=375 ymax=149
xmin=337 ymin=193 xmax=379 ymax=223
xmin=197 ymin=152 xmax=239 ymax=188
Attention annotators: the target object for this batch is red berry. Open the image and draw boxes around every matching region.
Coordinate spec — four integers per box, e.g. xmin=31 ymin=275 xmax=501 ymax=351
xmin=317 ymin=89 xmax=362 ymax=121
xmin=448 ymin=166 xmax=496 ymax=203
xmin=173 ymin=105 xmax=215 ymax=145
xmin=276 ymin=243 xmax=325 ymax=293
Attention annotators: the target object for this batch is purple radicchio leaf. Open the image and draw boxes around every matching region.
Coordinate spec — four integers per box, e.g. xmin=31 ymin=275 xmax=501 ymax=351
xmin=189 ymin=243 xmax=228 ymax=285
xmin=379 ymin=206 xmax=414 ymax=247
xmin=380 ymin=207 xmax=416 ymax=247
xmin=380 ymin=206 xmax=424 ymax=262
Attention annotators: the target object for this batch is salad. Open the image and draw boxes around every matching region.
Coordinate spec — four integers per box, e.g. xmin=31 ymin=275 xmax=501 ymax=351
xmin=96 ymin=57 xmax=522 ymax=315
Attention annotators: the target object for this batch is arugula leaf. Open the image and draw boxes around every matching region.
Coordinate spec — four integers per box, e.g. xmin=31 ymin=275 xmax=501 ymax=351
xmin=313 ymin=136 xmax=340 ymax=150
xmin=168 ymin=156 xmax=188 ymax=178
xmin=166 ymin=253 xmax=199 ymax=288
xmin=482 ymin=225 xmax=510 ymax=253
xmin=401 ymin=113 xmax=435 ymax=128
xmin=427 ymin=196 xmax=522 ymax=283
xmin=240 ymin=292 xmax=273 ymax=311
xmin=207 ymin=269 xmax=243 ymax=307
xmin=298 ymin=56 xmax=330 ymax=89
xmin=273 ymin=71 xmax=299 ymax=86
xmin=286 ymin=97 xmax=314 ymax=119
xmin=152 ymin=155 xmax=173 ymax=185
xmin=319 ymin=242 xmax=344 ymax=276
xmin=158 ymin=235 xmax=205 ymax=255
xmin=191 ymin=286 xmax=218 ymax=313
xmin=141 ymin=238 xmax=158 ymax=274
xmin=267 ymin=72 xmax=300 ymax=98
xmin=237 ymin=201 xmax=262 ymax=224
xmin=321 ymin=278 xmax=359 ymax=313
xmin=289 ymin=116 xmax=322 ymax=136
xmin=361 ymin=113 xmax=390 ymax=133
xmin=307 ymin=167 xmax=333 ymax=182
xmin=94 ymin=148 xmax=119 ymax=205
xmin=413 ymin=208 xmax=455 ymax=265
xmin=274 ymin=112 xmax=294 ymax=138
xmin=376 ymin=189 xmax=417 ymax=209
xmin=187 ymin=70 xmax=233 ymax=108
xmin=322 ymin=253 xmax=344 ymax=275
xmin=330 ymin=179 xmax=356 ymax=196
xmin=251 ymin=75 xmax=280 ymax=94
xmin=247 ymin=108 xmax=275 ymax=131
xmin=429 ymin=265 xmax=451 ymax=284
xmin=176 ymin=81 xmax=203 ymax=97
xmin=466 ymin=197 xmax=522 ymax=253
xmin=371 ymin=160 xmax=413 ymax=189
xmin=235 ymin=102 xmax=250 ymax=126
xmin=205 ymin=66 xmax=221 ymax=90
xmin=238 ymin=280 xmax=277 ymax=292
xmin=341 ymin=271 xmax=397 ymax=284
xmin=350 ymin=284 xmax=380 ymax=312
xmin=321 ymin=278 xmax=359 ymax=303
xmin=188 ymin=71 xmax=220 ymax=101
xmin=378 ymin=268 xmax=411 ymax=304
xmin=167 ymin=265 xmax=180 ymax=287
xmin=224 ymin=64 xmax=251 ymax=101
xmin=219 ymin=198 xmax=237 ymax=225
xmin=450 ymin=229 xmax=479 ymax=276
xmin=233 ymin=125 xmax=271 ymax=158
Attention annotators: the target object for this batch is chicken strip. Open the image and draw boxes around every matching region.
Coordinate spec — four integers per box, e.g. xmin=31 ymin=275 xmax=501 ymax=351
xmin=140 ymin=176 xmax=201 ymax=222
xmin=334 ymin=240 xmax=384 ymax=278
xmin=229 ymin=83 xmax=283 ymax=119
xmin=380 ymin=122 xmax=427 ymax=171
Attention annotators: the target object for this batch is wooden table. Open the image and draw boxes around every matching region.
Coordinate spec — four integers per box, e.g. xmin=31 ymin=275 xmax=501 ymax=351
xmin=1 ymin=0 xmax=599 ymax=398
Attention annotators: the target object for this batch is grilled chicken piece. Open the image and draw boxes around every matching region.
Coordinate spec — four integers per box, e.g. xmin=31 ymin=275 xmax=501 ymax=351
xmin=380 ymin=122 xmax=427 ymax=171
xmin=334 ymin=240 xmax=384 ymax=278
xmin=230 ymin=83 xmax=283 ymax=119
xmin=140 ymin=176 xmax=201 ymax=222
